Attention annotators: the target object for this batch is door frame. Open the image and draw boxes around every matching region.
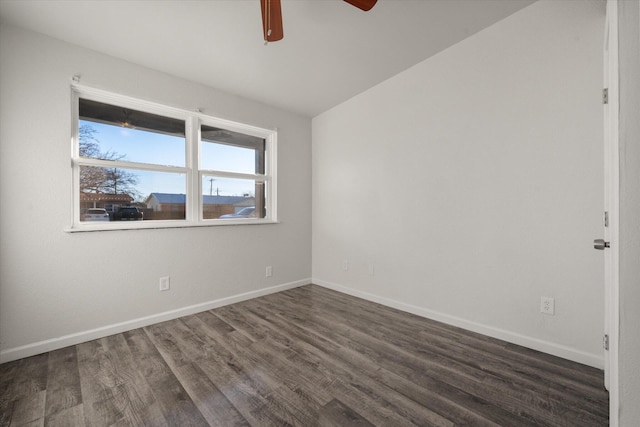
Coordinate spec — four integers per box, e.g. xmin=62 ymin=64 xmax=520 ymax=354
xmin=603 ymin=0 xmax=619 ymax=424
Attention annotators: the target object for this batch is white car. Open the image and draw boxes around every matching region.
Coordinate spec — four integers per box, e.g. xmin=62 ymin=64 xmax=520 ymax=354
xmin=81 ymin=208 xmax=110 ymax=221
xmin=220 ymin=207 xmax=256 ymax=219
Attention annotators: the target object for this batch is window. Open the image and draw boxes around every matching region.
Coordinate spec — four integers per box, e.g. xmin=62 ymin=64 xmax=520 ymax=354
xmin=71 ymin=86 xmax=276 ymax=230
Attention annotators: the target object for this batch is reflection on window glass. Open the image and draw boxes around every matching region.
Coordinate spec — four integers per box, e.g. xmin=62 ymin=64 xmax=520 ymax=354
xmin=79 ymin=166 xmax=186 ymax=221
xmin=79 ymin=99 xmax=185 ymax=167
xmin=200 ymin=125 xmax=265 ymax=174
xmin=201 ymin=176 xmax=265 ymax=219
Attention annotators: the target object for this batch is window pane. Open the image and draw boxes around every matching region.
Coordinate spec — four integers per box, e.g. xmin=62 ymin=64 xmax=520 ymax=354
xmin=80 ymin=166 xmax=186 ymax=221
xmin=79 ymin=99 xmax=185 ymax=167
xmin=74 ymin=92 xmax=276 ymax=229
xmin=202 ymin=176 xmax=265 ymax=219
xmin=201 ymin=125 xmax=265 ymax=174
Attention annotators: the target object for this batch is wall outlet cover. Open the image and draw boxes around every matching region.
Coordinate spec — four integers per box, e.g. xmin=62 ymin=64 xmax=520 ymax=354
xmin=540 ymin=296 xmax=555 ymax=315
xmin=159 ymin=276 xmax=170 ymax=291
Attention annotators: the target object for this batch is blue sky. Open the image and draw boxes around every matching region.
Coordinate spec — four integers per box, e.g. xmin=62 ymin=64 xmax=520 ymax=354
xmin=81 ymin=120 xmax=257 ymax=201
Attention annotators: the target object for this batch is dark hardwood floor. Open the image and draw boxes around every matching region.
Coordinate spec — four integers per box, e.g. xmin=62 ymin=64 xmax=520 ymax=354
xmin=0 ymin=284 xmax=609 ymax=426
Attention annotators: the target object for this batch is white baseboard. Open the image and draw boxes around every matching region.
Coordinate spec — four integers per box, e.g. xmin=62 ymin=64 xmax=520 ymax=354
xmin=2 ymin=277 xmax=603 ymax=369
xmin=0 ymin=278 xmax=311 ymax=363
xmin=313 ymin=279 xmax=603 ymax=369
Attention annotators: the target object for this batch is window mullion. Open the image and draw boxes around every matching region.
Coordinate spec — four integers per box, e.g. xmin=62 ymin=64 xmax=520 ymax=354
xmin=187 ymin=116 xmax=200 ymax=222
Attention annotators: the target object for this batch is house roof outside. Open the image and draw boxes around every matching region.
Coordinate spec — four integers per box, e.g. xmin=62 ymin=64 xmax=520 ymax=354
xmin=234 ymin=198 xmax=255 ymax=208
xmin=146 ymin=192 xmax=250 ymax=206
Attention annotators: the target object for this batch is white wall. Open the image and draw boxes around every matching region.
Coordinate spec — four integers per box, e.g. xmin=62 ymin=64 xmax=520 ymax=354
xmin=0 ymin=24 xmax=312 ymax=361
xmin=618 ymin=0 xmax=640 ymax=423
xmin=312 ymin=0 xmax=605 ymax=367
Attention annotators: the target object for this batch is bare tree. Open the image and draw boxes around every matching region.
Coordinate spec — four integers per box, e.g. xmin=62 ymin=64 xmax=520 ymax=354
xmin=79 ymin=123 xmax=140 ymax=199
xmin=102 ymin=167 xmax=141 ymax=200
xmin=79 ymin=125 xmax=101 ymax=157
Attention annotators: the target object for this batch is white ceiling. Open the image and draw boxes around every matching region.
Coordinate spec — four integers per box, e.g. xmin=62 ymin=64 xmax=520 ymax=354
xmin=0 ymin=0 xmax=535 ymax=117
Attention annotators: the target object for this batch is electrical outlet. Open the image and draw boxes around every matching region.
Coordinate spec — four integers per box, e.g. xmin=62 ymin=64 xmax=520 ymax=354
xmin=266 ymin=266 xmax=273 ymax=277
xmin=159 ymin=276 xmax=170 ymax=292
xmin=342 ymin=260 xmax=349 ymax=271
xmin=540 ymin=297 xmax=555 ymax=315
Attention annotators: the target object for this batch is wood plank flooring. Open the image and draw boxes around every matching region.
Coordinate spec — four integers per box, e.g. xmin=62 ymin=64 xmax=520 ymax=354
xmin=0 ymin=284 xmax=609 ymax=426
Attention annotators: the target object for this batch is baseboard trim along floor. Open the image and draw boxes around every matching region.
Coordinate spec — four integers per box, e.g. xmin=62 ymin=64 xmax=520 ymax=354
xmin=0 ymin=278 xmax=311 ymax=363
xmin=313 ymin=279 xmax=603 ymax=369
xmin=1 ymin=277 xmax=602 ymax=369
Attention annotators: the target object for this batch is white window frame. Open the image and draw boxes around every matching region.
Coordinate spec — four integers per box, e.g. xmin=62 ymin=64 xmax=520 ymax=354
xmin=68 ymin=85 xmax=277 ymax=232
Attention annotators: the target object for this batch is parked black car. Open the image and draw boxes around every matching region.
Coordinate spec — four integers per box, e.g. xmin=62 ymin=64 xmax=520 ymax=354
xmin=110 ymin=206 xmax=144 ymax=221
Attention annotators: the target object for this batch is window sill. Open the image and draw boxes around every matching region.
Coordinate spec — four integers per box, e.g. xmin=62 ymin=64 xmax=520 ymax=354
xmin=64 ymin=218 xmax=279 ymax=233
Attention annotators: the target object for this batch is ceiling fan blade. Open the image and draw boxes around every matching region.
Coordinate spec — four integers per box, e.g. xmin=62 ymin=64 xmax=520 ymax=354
xmin=343 ymin=0 xmax=377 ymax=12
xmin=260 ymin=0 xmax=283 ymax=42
